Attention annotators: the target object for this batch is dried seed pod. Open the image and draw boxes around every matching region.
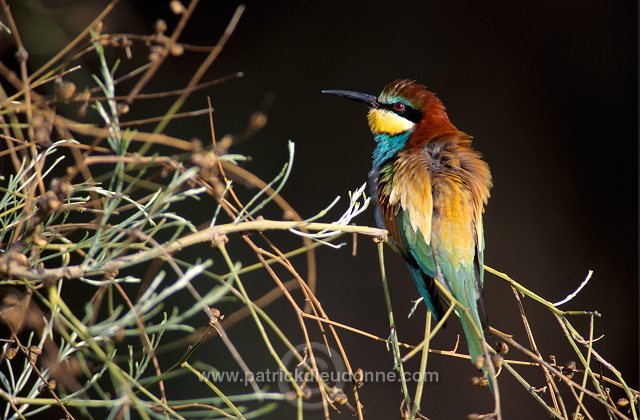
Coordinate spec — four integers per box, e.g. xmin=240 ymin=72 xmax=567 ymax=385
xmin=15 ymin=47 xmax=28 ymax=63
xmin=209 ymin=308 xmax=223 ymax=324
xmin=353 ymin=368 xmax=364 ymax=388
xmin=154 ymin=19 xmax=167 ymax=34
xmin=492 ymin=354 xmax=504 ymax=370
xmin=0 ymin=250 xmax=29 ymax=275
xmin=170 ymin=43 xmax=184 ymax=56
xmin=470 ymin=376 xmax=488 ymax=388
xmin=249 ymin=111 xmax=268 ymax=131
xmin=38 ymin=379 xmax=58 ymax=393
xmin=117 ymin=103 xmax=130 ymax=115
xmin=28 ymin=345 xmax=42 ymax=363
xmin=148 ymin=45 xmax=164 ymax=63
xmin=56 ymin=81 xmax=76 ymax=101
xmin=50 ymin=178 xmax=74 ymax=198
xmin=562 ymin=360 xmax=577 ymax=379
xmin=496 ymin=341 xmax=509 ymax=355
xmin=169 ymin=0 xmax=186 ymax=14
xmin=5 ymin=347 xmax=18 ymax=360
xmin=37 ymin=191 xmax=61 ymax=216
xmin=328 ymin=386 xmax=348 ymax=405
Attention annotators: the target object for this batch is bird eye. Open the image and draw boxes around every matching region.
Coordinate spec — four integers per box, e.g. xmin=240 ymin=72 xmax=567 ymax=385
xmin=392 ymin=102 xmax=405 ymax=112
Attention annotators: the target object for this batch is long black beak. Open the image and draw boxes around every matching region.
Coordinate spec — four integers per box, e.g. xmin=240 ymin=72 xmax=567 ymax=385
xmin=321 ymin=89 xmax=380 ymax=108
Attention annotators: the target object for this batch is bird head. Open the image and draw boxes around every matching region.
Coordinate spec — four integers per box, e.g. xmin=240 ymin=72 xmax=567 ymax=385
xmin=323 ymin=80 xmax=453 ymax=139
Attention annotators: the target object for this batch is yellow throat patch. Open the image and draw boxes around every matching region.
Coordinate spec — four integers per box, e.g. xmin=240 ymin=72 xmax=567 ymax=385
xmin=367 ymin=109 xmax=415 ymax=135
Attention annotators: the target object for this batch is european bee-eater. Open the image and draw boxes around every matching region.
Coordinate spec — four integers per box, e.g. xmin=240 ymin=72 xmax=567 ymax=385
xmin=323 ymin=80 xmax=493 ymax=381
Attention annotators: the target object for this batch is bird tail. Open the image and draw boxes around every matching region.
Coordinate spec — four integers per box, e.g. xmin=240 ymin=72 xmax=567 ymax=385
xmin=458 ymin=295 xmax=495 ymax=392
xmin=408 ymin=263 xmax=495 ymax=391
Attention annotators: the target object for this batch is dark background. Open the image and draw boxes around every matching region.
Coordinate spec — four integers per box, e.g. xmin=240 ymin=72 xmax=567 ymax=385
xmin=5 ymin=0 xmax=638 ymax=418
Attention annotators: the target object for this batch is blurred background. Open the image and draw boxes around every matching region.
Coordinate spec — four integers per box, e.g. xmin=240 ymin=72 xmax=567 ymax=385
xmin=2 ymin=0 xmax=637 ymax=418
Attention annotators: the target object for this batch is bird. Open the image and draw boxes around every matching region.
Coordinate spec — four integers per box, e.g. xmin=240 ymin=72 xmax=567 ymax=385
xmin=322 ymin=80 xmax=493 ymax=383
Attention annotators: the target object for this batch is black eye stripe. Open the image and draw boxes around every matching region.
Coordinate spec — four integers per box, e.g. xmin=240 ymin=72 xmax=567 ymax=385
xmin=383 ymin=103 xmax=422 ymax=124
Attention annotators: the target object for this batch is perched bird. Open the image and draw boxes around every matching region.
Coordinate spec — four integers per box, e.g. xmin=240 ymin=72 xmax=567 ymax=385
xmin=323 ymin=80 xmax=493 ymax=381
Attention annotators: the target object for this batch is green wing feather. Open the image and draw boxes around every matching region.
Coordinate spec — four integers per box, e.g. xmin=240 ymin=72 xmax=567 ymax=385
xmin=398 ymin=212 xmax=442 ymax=321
